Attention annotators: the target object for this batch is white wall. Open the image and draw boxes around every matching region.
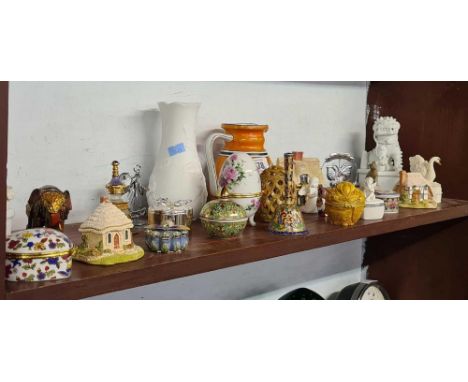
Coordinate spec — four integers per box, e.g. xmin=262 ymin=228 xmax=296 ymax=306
xmin=7 ymin=81 xmax=368 ymax=299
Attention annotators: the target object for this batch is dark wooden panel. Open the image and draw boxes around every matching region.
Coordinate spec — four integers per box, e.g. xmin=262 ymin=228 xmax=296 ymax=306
xmin=365 ymin=217 xmax=468 ymax=299
xmin=0 ymin=82 xmax=8 ymax=299
xmin=6 ymin=198 xmax=468 ymax=299
xmin=365 ymin=82 xmax=468 ymax=299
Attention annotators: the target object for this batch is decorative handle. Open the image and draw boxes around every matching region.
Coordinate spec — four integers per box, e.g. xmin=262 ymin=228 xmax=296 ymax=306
xmin=205 ymin=132 xmax=233 ymax=196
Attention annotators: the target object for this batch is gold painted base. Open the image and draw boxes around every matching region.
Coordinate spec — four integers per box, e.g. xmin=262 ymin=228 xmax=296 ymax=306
xmin=400 ymin=200 xmax=438 ymax=209
xmin=269 ymin=204 xmax=307 ymax=235
xmin=73 ymin=245 xmax=144 ymax=266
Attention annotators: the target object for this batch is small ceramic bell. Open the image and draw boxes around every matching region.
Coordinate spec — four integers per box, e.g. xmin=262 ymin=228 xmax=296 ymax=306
xmin=269 ymin=153 xmax=307 ymax=235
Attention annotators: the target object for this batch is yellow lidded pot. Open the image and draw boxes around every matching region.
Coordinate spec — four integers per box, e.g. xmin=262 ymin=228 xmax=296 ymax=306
xmin=325 ymin=182 xmax=365 ymax=227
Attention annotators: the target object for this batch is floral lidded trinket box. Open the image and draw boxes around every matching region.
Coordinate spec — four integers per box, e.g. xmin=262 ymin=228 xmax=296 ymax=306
xmin=5 ymin=228 xmax=73 ymax=282
xmin=200 ymin=188 xmax=248 ymax=238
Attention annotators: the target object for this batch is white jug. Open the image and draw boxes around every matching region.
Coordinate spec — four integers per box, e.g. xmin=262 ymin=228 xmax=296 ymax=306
xmin=147 ymin=102 xmax=208 ymax=219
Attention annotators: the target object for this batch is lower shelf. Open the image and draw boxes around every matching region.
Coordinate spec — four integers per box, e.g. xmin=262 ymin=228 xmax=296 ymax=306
xmin=5 ymin=198 xmax=468 ymax=299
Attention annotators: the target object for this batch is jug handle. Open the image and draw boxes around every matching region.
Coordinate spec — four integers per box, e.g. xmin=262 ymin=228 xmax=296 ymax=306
xmin=205 ymin=132 xmax=233 ymax=196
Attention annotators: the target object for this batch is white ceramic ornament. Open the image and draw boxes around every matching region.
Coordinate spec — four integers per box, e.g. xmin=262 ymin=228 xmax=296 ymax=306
xmin=409 ymin=155 xmax=442 ymax=203
xmin=207 ymin=151 xmax=261 ymax=226
xmin=147 ymin=102 xmax=208 ymax=219
xmin=358 ymin=116 xmax=403 ymax=191
xmin=362 ymin=177 xmax=384 ymax=220
xmin=298 ymin=176 xmax=320 ymax=213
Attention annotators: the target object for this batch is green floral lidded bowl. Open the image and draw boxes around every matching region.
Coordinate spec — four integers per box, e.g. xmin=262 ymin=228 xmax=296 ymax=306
xmin=200 ymin=192 xmax=248 ymax=238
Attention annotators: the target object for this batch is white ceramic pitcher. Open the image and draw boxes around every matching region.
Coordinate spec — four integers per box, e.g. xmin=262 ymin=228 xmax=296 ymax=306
xmin=147 ymin=102 xmax=208 ymax=219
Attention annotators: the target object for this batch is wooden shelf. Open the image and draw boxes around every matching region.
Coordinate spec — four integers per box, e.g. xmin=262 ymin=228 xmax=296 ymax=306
xmin=5 ymin=198 xmax=468 ymax=299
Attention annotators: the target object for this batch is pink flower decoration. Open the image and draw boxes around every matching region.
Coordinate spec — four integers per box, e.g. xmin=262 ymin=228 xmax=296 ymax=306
xmin=221 ymin=166 xmax=238 ymax=185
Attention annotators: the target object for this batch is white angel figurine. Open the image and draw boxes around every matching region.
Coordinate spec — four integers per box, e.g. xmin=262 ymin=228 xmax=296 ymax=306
xmin=363 ymin=176 xmax=376 ymax=202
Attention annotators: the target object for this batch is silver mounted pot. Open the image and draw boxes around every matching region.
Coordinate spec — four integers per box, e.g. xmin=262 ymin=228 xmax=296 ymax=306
xmin=147 ymin=198 xmax=193 ymax=228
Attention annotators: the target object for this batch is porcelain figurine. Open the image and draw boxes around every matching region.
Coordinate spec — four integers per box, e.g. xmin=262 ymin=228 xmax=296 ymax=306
xmin=396 ymin=170 xmax=437 ymax=209
xmin=6 ymin=186 xmax=14 ymax=236
xmin=269 ymin=153 xmax=307 ymax=235
xmin=127 ymin=164 xmax=148 ymax=226
xmin=324 ymin=182 xmax=365 ymax=226
xmin=210 ymin=123 xmax=272 ymax=176
xmin=26 ymin=185 xmax=72 ymax=232
xmin=322 ymin=153 xmax=356 ymax=186
xmin=74 ymin=201 xmax=144 ymax=265
xmin=5 ymin=228 xmax=73 ymax=282
xmin=409 ymin=155 xmax=442 ymax=203
xmin=317 ymin=184 xmax=326 ymax=217
xmin=366 ymin=161 xmax=379 ymax=183
xmin=199 ymin=188 xmax=248 ymax=238
xmin=257 ymin=162 xmax=298 ymax=223
xmin=206 ymin=137 xmax=261 ymax=226
xmin=362 ymin=177 xmax=385 ymax=220
xmin=147 ymin=102 xmax=208 ymax=219
xmin=358 ymin=116 xmax=403 ymax=191
xmin=298 ymin=175 xmax=320 ymax=214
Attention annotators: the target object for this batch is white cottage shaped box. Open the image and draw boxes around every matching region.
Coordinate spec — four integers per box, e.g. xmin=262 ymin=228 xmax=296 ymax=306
xmin=74 ymin=201 xmax=144 ymax=265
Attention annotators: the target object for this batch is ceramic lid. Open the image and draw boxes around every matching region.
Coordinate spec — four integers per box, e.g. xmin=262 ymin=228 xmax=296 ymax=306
xmin=325 ymin=182 xmax=365 ymax=208
xmin=145 ymin=224 xmax=190 ymax=232
xmin=200 ymin=199 xmax=247 ymax=223
xmin=6 ymin=228 xmax=73 ymax=257
xmin=376 ymin=191 xmax=400 ymax=198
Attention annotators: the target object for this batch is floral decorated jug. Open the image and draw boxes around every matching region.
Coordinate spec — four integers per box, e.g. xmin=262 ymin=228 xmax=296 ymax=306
xmin=214 ymin=123 xmax=272 ymax=176
xmin=206 ymin=133 xmax=261 ymax=226
xmin=147 ymin=102 xmax=208 ymax=219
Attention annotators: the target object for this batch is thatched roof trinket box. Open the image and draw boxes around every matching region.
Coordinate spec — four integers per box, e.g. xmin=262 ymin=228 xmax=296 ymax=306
xmin=74 ymin=201 xmax=144 ymax=265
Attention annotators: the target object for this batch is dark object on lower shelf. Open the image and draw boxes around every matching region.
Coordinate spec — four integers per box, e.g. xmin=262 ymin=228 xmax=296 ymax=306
xmin=335 ymin=282 xmax=390 ymax=300
xmin=279 ymin=287 xmax=324 ymax=300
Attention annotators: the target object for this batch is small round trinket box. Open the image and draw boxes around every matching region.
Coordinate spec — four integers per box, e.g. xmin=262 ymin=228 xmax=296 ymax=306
xmin=145 ymin=225 xmax=190 ymax=254
xmin=200 ymin=193 xmax=247 ymax=239
xmin=5 ymin=228 xmax=73 ymax=282
xmin=375 ymin=191 xmax=400 ymax=213
xmin=324 ymin=182 xmax=365 ymax=226
xmin=363 ymin=199 xmax=385 ymax=220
